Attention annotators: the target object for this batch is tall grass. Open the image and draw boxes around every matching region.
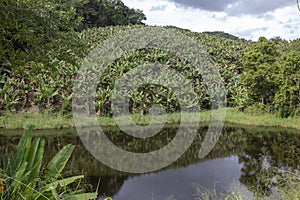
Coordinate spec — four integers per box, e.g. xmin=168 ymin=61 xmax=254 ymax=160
xmin=0 ymin=112 xmax=75 ymax=129
xmin=1 ymin=108 xmax=300 ymax=130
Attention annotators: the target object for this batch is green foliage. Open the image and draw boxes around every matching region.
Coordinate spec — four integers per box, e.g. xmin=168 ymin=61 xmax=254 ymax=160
xmin=163 ymin=27 xmax=251 ymax=107
xmin=0 ymin=0 xmax=85 ymax=113
xmin=0 ymin=0 xmax=81 ymax=73
xmin=1 ymin=0 xmax=299 ymax=119
xmin=174 ymin=28 xmax=252 ymax=108
xmin=78 ymin=26 xmax=251 ymax=115
xmin=54 ymin=0 xmax=146 ymax=30
xmin=241 ymin=37 xmax=281 ymax=106
xmin=74 ymin=0 xmax=146 ymax=29
xmin=0 ymin=126 xmax=97 ymax=199
xmin=0 ymin=23 xmax=251 ymax=115
xmin=274 ymin=39 xmax=300 ymax=117
xmin=44 ymin=144 xmax=75 ymax=179
xmin=241 ymin=37 xmax=300 ymax=117
xmin=202 ymin=31 xmax=241 ymax=40
xmin=0 ymin=0 xmax=145 ymax=114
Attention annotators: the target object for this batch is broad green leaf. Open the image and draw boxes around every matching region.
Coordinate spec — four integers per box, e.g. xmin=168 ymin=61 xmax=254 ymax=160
xmin=14 ymin=126 xmax=33 ymax=171
xmin=45 ymin=144 xmax=75 ymax=179
xmin=25 ymin=138 xmax=45 ymax=189
xmin=39 ymin=175 xmax=84 ymax=194
xmin=66 ymin=192 xmax=98 ymax=200
xmin=27 ymin=138 xmax=44 ymax=170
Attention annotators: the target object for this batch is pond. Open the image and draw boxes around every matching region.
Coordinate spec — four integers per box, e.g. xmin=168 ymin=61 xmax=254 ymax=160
xmin=0 ymin=124 xmax=300 ymax=200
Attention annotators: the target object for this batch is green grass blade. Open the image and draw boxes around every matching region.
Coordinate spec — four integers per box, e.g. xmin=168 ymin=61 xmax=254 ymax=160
xmin=3 ymin=154 xmax=13 ymax=177
xmin=11 ymin=161 xmax=28 ymax=194
xmin=65 ymin=192 xmax=98 ymax=200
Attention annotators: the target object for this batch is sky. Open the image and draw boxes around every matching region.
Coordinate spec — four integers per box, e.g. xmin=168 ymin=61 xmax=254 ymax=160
xmin=123 ymin=0 xmax=300 ymax=41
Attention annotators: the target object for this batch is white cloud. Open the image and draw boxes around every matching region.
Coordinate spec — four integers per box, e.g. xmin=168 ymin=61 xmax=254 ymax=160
xmin=123 ymin=0 xmax=300 ymax=41
xmin=150 ymin=5 xmax=167 ymax=11
xmin=224 ymin=0 xmax=294 ymax=16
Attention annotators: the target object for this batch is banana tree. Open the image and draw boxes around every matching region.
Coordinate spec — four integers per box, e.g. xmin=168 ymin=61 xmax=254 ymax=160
xmin=0 ymin=126 xmax=97 ymax=200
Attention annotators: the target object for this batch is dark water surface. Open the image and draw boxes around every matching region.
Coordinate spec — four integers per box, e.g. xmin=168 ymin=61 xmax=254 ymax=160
xmin=0 ymin=125 xmax=299 ymax=200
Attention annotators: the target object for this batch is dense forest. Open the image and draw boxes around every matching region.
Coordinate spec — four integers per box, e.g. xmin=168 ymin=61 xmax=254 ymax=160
xmin=1 ymin=0 xmax=300 ymax=118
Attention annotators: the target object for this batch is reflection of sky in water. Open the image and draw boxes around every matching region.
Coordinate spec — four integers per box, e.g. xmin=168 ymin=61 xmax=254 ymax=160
xmin=112 ymin=156 xmax=250 ymax=200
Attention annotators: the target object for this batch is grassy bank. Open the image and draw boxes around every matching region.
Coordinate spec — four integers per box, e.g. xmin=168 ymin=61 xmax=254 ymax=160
xmin=0 ymin=108 xmax=300 ymax=130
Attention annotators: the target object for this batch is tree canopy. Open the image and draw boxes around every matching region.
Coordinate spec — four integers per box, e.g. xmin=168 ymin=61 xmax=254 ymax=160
xmin=241 ymin=37 xmax=281 ymax=105
xmin=75 ymin=0 xmax=146 ymax=29
xmin=0 ymin=0 xmax=146 ymax=74
xmin=0 ymin=0 xmax=81 ymax=73
xmin=241 ymin=37 xmax=300 ymax=117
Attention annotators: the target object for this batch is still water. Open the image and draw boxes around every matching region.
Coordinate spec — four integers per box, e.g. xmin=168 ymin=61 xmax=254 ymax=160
xmin=0 ymin=124 xmax=299 ymax=199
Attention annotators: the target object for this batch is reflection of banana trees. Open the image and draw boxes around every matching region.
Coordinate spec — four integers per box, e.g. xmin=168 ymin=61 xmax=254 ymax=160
xmin=0 ymin=127 xmax=299 ymax=197
xmin=52 ymin=128 xmax=300 ymax=196
xmin=238 ymin=131 xmax=300 ymax=195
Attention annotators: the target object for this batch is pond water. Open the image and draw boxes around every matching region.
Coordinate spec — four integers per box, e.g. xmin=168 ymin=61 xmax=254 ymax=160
xmin=0 ymin=124 xmax=300 ymax=200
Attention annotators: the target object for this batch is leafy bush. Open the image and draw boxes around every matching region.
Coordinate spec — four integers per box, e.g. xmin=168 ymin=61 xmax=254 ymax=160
xmin=0 ymin=126 xmax=97 ymax=199
xmin=241 ymin=37 xmax=300 ymax=117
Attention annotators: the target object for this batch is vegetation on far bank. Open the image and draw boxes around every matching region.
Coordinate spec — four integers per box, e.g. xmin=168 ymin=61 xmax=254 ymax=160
xmin=1 ymin=0 xmax=300 ymax=129
xmin=1 ymin=108 xmax=300 ymax=130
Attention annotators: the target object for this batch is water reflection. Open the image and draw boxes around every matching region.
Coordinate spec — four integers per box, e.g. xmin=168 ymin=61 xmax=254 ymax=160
xmin=0 ymin=125 xmax=299 ymax=199
xmin=238 ymin=130 xmax=300 ymax=195
xmin=113 ymin=156 xmax=244 ymax=200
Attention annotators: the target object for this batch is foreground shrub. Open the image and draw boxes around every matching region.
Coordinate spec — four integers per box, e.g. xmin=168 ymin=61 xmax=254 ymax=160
xmin=0 ymin=125 xmax=97 ymax=199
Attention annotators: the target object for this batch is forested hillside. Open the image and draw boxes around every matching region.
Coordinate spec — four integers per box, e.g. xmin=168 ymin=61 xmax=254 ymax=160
xmin=1 ymin=0 xmax=299 ymax=118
